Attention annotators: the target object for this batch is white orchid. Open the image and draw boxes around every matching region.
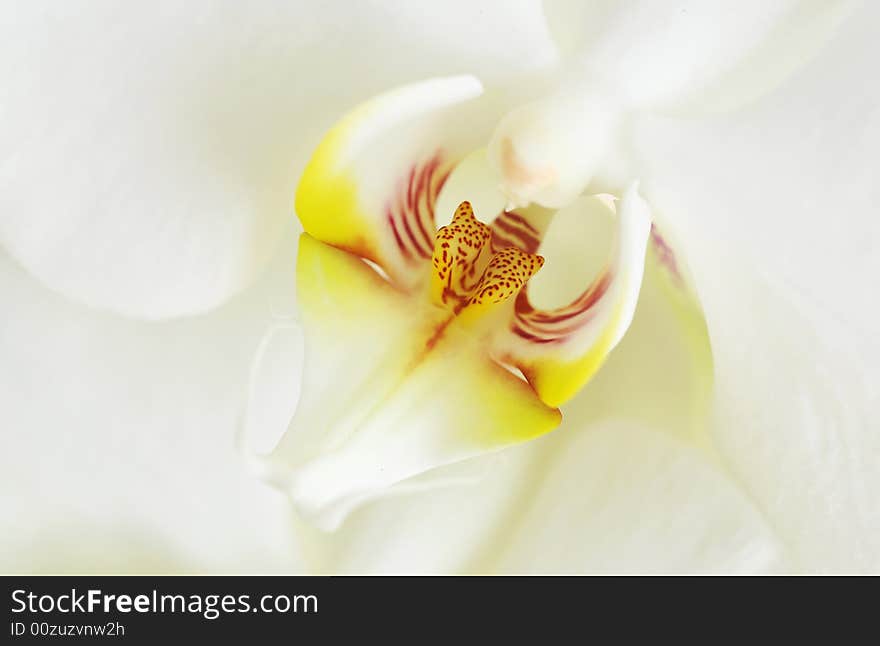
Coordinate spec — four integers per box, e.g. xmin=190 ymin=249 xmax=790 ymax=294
xmin=1 ymin=1 xmax=877 ymax=574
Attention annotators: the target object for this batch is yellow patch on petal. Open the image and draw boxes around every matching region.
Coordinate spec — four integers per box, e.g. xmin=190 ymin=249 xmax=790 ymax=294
xmin=294 ymin=232 xmax=561 ymax=455
xmin=403 ymin=325 xmax=562 ymax=449
xmin=295 ymin=119 xmax=383 ymax=265
xmin=519 ymin=304 xmax=624 ymax=409
xmin=296 ymin=227 xmax=402 ymax=324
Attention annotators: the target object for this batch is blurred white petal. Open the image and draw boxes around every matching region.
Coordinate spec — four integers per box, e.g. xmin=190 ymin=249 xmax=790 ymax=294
xmin=0 ymin=230 xmax=305 ymax=573
xmin=487 ymin=91 xmax=621 ymax=208
xmin=294 ymin=451 xmax=536 ymax=573
xmin=493 ymin=422 xmax=788 ymax=573
xmin=630 ymin=3 xmax=880 ymax=571
xmin=541 ymin=0 xmax=852 ymax=112
xmin=0 ymin=1 xmax=557 ymax=319
xmin=489 ymin=1 xmax=852 ymax=212
xmin=285 ymin=249 xmax=734 ymax=573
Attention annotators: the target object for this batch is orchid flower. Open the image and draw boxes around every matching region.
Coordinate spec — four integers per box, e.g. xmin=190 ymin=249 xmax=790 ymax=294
xmin=240 ymin=75 xmax=653 ymax=531
xmin=1 ymin=2 xmax=878 ymax=574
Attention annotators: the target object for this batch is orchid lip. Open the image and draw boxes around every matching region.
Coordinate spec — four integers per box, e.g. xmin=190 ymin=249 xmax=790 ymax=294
xmin=240 ymin=77 xmax=653 ymax=530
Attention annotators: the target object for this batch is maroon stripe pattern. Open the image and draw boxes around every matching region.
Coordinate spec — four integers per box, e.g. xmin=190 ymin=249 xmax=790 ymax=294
xmin=488 ymin=208 xmax=615 ymax=347
xmin=512 ymin=271 xmax=612 ymax=345
xmin=490 ymin=211 xmax=542 ymax=254
xmin=385 ymin=152 xmax=451 ymax=264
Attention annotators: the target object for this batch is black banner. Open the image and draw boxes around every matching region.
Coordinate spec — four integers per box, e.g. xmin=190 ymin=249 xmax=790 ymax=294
xmin=2 ymin=575 xmax=863 ymax=642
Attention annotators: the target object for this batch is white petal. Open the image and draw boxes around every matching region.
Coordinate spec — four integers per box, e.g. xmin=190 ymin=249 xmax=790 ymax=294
xmin=0 ymin=235 xmax=304 ymax=573
xmin=630 ymin=3 xmax=880 ymax=571
xmin=294 ymin=451 xmax=537 ymax=573
xmin=257 ymin=235 xmax=560 ymax=532
xmin=541 ymin=0 xmax=852 ymax=112
xmin=487 ymin=90 xmax=622 ymax=208
xmin=288 ymin=244 xmax=722 ymax=573
xmin=0 ymin=2 xmax=558 ymax=319
xmin=493 ymin=422 xmax=789 ymax=573
xmin=241 ymin=288 xmax=532 ymax=573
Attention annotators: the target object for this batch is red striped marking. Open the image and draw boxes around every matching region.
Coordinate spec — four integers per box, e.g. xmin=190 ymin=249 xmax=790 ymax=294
xmin=513 ymin=271 xmax=612 ymax=344
xmin=385 ymin=152 xmax=451 ymax=263
xmin=491 ymin=214 xmax=541 ymax=254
